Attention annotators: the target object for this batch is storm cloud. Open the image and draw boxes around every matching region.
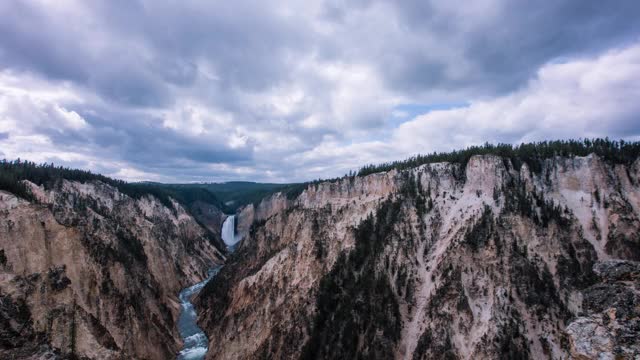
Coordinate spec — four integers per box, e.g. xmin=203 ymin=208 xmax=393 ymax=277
xmin=1 ymin=0 xmax=639 ymax=182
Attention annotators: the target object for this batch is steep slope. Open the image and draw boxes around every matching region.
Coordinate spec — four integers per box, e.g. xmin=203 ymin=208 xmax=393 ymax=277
xmin=196 ymin=154 xmax=640 ymax=359
xmin=0 ymin=179 xmax=225 ymax=359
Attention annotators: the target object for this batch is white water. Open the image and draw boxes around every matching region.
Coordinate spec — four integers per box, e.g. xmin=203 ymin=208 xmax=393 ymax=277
xmin=176 ymin=215 xmax=238 ymax=359
xmin=221 ymin=215 xmax=240 ymax=247
xmin=177 ymin=267 xmax=221 ymax=360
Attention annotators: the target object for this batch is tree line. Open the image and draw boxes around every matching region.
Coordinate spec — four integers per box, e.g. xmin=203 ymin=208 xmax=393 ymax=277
xmin=0 ymin=159 xmax=225 ymax=210
xmin=357 ymin=138 xmax=640 ymax=176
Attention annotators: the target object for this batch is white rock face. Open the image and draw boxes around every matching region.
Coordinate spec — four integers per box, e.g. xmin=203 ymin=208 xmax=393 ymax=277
xmin=0 ymin=191 xmax=21 ymax=210
xmin=198 ymin=154 xmax=640 ymax=360
xmin=0 ymin=180 xmax=224 ymax=359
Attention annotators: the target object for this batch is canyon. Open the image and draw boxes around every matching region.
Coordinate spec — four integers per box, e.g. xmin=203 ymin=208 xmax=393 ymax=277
xmin=1 ymin=150 xmax=639 ymax=359
xmin=3 ymin=1 xmax=640 ymax=358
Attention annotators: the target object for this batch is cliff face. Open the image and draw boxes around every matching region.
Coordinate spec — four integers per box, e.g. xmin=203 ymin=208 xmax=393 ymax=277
xmin=235 ymin=192 xmax=293 ymax=243
xmin=197 ymin=154 xmax=640 ymax=359
xmin=0 ymin=180 xmax=224 ymax=359
xmin=189 ymin=199 xmax=228 ymax=248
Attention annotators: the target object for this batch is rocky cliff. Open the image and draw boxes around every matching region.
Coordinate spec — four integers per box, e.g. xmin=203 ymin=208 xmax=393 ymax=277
xmin=0 ymin=179 xmax=225 ymax=359
xmin=196 ymin=154 xmax=640 ymax=359
xmin=189 ymin=199 xmax=228 ymax=248
xmin=235 ymin=192 xmax=293 ymax=244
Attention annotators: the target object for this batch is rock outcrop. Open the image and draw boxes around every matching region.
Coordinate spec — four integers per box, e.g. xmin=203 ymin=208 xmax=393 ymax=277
xmin=197 ymin=154 xmax=640 ymax=359
xmin=566 ymin=260 xmax=640 ymax=359
xmin=0 ymin=180 xmax=224 ymax=359
xmin=235 ymin=192 xmax=293 ymax=243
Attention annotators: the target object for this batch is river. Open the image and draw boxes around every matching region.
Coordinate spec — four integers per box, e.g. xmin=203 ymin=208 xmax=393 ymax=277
xmin=176 ymin=266 xmax=221 ymax=360
xmin=176 ymin=214 xmax=238 ymax=359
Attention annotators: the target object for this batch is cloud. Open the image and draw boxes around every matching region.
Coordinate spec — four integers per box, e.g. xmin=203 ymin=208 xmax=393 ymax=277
xmin=0 ymin=70 xmax=254 ymax=180
xmin=280 ymin=42 xmax=640 ymax=181
xmin=391 ymin=44 xmax=640 ymax=153
xmin=314 ymin=0 xmax=640 ymax=98
xmin=0 ymin=0 xmax=639 ymax=182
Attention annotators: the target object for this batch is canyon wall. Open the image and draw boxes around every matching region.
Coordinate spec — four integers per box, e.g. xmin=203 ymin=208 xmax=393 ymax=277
xmin=197 ymin=154 xmax=640 ymax=359
xmin=0 ymin=180 xmax=225 ymax=359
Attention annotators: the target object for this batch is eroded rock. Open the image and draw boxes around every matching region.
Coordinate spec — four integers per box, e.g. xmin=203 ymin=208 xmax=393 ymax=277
xmin=566 ymin=260 xmax=640 ymax=359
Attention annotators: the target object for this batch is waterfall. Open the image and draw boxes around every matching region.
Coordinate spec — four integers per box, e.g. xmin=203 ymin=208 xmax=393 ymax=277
xmin=221 ymin=215 xmax=239 ymax=246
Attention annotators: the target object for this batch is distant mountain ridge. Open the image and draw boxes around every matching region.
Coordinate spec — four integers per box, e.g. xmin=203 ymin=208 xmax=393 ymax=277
xmin=166 ymin=181 xmax=297 ymax=213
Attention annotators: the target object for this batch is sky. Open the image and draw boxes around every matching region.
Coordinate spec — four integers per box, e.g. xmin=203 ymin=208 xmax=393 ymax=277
xmin=1 ymin=0 xmax=639 ymax=183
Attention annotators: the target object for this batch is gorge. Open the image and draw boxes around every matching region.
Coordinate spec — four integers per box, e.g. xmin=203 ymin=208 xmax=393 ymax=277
xmin=3 ymin=1 xmax=640 ymax=358
xmin=1 ymin=140 xmax=640 ymax=359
